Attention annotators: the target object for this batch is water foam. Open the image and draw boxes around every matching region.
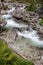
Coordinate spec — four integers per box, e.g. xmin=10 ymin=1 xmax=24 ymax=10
xmin=17 ymin=30 xmax=43 ymax=48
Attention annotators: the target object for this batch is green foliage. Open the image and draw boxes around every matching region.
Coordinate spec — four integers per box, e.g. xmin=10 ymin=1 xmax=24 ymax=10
xmin=18 ymin=0 xmax=36 ymax=11
xmin=36 ymin=0 xmax=43 ymax=8
xmin=40 ymin=19 xmax=43 ymax=25
xmin=0 ymin=40 xmax=34 ymax=65
xmin=18 ymin=0 xmax=43 ymax=11
xmin=26 ymin=4 xmax=36 ymax=11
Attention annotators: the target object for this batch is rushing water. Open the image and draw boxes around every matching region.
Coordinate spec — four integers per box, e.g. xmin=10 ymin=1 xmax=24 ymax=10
xmin=1 ymin=7 xmax=43 ymax=48
xmin=5 ymin=19 xmax=28 ymax=28
xmin=2 ymin=8 xmax=28 ymax=28
xmin=17 ymin=30 xmax=43 ymax=48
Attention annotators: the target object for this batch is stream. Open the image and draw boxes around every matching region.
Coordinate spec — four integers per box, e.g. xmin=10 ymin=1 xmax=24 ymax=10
xmin=1 ymin=7 xmax=43 ymax=48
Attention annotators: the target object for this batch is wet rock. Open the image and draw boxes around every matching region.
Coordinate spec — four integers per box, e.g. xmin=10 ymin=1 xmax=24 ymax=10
xmin=39 ymin=27 xmax=43 ymax=34
xmin=13 ymin=13 xmax=22 ymax=19
xmin=0 ymin=17 xmax=7 ymax=32
xmin=31 ymin=23 xmax=41 ymax=31
xmin=2 ymin=28 xmax=17 ymax=43
xmin=12 ymin=6 xmax=25 ymax=18
xmin=38 ymin=27 xmax=43 ymax=38
xmin=1 ymin=10 xmax=8 ymax=15
xmin=0 ymin=17 xmax=7 ymax=27
xmin=38 ymin=8 xmax=43 ymax=18
xmin=4 ymin=0 xmax=15 ymax=2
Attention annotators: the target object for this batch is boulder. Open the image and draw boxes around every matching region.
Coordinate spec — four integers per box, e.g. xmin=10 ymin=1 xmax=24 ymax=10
xmin=12 ymin=7 xmax=39 ymax=24
xmin=12 ymin=7 xmax=25 ymax=18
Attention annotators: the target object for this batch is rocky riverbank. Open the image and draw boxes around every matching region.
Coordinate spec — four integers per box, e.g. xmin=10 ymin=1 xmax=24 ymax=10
xmin=12 ymin=3 xmax=43 ymax=38
xmin=0 ymin=28 xmax=43 ymax=65
xmin=0 ymin=1 xmax=43 ymax=65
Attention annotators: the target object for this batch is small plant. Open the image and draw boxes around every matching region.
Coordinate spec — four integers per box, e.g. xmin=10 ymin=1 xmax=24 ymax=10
xmin=39 ymin=19 xmax=43 ymax=26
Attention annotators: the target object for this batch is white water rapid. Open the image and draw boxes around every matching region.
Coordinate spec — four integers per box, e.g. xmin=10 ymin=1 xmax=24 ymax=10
xmin=1 ymin=7 xmax=43 ymax=48
xmin=17 ymin=30 xmax=43 ymax=48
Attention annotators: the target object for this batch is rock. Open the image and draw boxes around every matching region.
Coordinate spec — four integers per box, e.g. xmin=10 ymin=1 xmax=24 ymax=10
xmin=31 ymin=23 xmax=40 ymax=31
xmin=4 ymin=0 xmax=15 ymax=2
xmin=13 ymin=13 xmax=22 ymax=19
xmin=12 ymin=6 xmax=25 ymax=18
xmin=0 ymin=17 xmax=7 ymax=27
xmin=1 ymin=10 xmax=8 ymax=15
xmin=12 ymin=6 xmax=39 ymax=26
xmin=29 ymin=12 xmax=36 ymax=16
xmin=35 ymin=61 xmax=42 ymax=65
xmin=2 ymin=28 xmax=17 ymax=43
xmin=39 ymin=27 xmax=43 ymax=34
xmin=0 ymin=17 xmax=7 ymax=32
xmin=38 ymin=8 xmax=43 ymax=18
xmin=37 ymin=27 xmax=43 ymax=38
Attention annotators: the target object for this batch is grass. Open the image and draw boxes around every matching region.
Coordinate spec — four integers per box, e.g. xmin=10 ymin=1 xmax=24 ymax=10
xmin=0 ymin=40 xmax=34 ymax=65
